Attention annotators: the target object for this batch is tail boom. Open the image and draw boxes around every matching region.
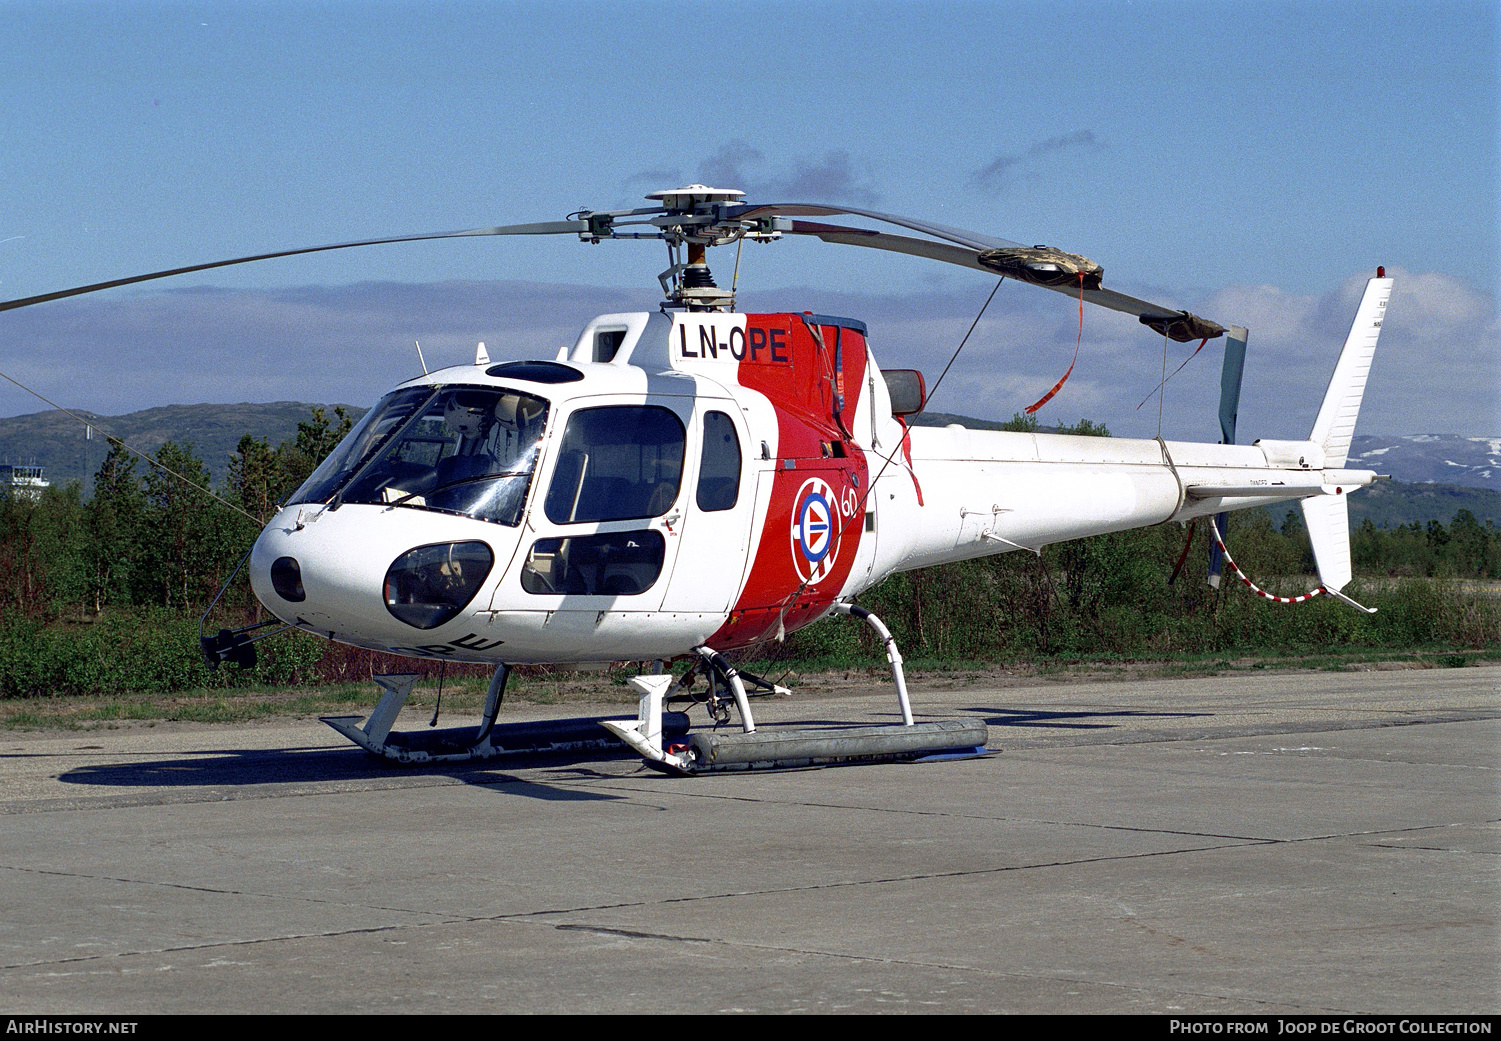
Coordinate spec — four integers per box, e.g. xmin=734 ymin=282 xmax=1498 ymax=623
xmin=873 ymin=271 xmax=1393 ymax=614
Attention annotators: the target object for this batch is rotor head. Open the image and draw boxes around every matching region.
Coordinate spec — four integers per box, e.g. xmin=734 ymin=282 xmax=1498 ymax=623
xmin=644 ymin=184 xmax=745 ymax=213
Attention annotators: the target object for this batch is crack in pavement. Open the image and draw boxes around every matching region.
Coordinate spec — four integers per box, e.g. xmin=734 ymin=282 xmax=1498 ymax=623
xmin=552 ymin=778 xmax=1492 ymax=849
xmin=529 ymin=922 xmax=1363 ymax=1015
xmin=4 ymin=713 xmax=1494 ymax=817
xmin=3 ymin=909 xmax=1364 ymax=1014
xmin=0 ymin=774 xmax=472 ymax=815
xmin=3 ymin=827 xmax=1481 ymax=1014
xmin=2 ymin=813 xmax=1479 ymax=962
xmin=0 ymin=840 xmax=1257 ymax=972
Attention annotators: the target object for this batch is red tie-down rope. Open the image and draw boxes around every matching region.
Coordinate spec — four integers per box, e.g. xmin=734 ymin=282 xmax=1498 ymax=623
xmin=1208 ymin=517 xmax=1325 ymax=604
xmin=1024 ymin=273 xmax=1086 ymax=415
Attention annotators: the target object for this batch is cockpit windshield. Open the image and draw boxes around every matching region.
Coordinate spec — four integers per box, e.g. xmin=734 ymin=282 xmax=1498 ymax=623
xmin=289 ymin=386 xmax=550 ymax=526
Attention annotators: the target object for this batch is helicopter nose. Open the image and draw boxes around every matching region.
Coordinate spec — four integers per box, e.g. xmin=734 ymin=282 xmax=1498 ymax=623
xmin=249 ymin=505 xmax=519 ymax=646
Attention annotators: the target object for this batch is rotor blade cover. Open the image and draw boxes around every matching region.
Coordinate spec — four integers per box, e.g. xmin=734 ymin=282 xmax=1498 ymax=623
xmin=1139 ymin=310 xmax=1227 ymax=342
xmin=784 ymin=221 xmax=1228 ymax=338
xmin=976 ymin=246 xmax=1103 ymax=290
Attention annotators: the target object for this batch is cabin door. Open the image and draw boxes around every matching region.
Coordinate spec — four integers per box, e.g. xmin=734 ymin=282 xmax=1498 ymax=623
xmin=659 ymin=403 xmax=757 ymax=614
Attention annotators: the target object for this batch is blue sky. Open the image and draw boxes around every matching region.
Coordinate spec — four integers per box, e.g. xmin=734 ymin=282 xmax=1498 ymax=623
xmin=1 ymin=0 xmax=1496 ymax=440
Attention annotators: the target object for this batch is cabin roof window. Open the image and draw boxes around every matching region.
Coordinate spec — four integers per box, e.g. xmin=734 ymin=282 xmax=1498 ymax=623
xmin=593 ymin=329 xmax=627 ymax=363
xmin=486 ymin=360 xmax=583 ymax=384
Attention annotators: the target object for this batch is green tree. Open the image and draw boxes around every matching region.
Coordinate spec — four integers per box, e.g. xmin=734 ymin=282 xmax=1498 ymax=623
xmin=1057 ymin=418 xmax=1110 ymax=437
xmin=0 ymin=485 xmax=47 ymax=618
xmin=31 ymin=484 xmax=90 ymax=614
xmin=140 ymin=441 xmax=232 ymax=611
xmin=227 ymin=434 xmax=283 ymax=524
xmin=85 ymin=443 xmax=146 ymax=612
xmin=1441 ymin=510 xmax=1481 ymax=577
xmin=278 ymin=405 xmax=352 ymax=496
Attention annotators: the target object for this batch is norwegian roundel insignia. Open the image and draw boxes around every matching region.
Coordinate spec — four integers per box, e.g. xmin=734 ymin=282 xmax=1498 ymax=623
xmin=789 ymin=477 xmax=841 ymax=585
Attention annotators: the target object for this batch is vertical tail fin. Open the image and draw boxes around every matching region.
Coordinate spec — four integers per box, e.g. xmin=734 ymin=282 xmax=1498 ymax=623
xmin=1301 ymin=493 xmax=1351 ymax=591
xmin=1309 ymin=272 xmax=1393 ymax=466
xmin=1301 ymin=270 xmax=1391 ymax=613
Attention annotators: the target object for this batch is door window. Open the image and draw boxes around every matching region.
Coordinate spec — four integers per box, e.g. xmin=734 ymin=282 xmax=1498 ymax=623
xmin=543 ymin=406 xmax=685 ymax=524
xmin=520 ymin=531 xmax=667 ymax=595
xmin=696 ymin=410 xmax=742 ymax=512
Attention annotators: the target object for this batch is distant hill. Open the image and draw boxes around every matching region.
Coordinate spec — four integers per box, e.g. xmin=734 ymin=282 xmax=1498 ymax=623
xmin=1341 ymin=480 xmax=1500 ymax=529
xmin=1347 ymin=435 xmax=1500 ymax=491
xmin=908 ymin=411 xmax=1014 ymax=432
xmin=0 ymin=402 xmax=366 ymax=492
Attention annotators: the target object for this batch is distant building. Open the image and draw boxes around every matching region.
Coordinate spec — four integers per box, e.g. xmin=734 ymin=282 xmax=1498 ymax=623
xmin=0 ymin=464 xmax=50 ymax=501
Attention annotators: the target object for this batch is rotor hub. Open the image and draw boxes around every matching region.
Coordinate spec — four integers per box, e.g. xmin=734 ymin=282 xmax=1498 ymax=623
xmin=644 ymin=184 xmax=745 ymax=213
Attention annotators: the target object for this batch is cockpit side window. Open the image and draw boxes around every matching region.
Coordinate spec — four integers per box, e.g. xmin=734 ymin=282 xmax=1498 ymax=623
xmin=696 ymin=410 xmax=742 ymax=512
xmin=290 ymin=387 xmax=432 ymax=506
xmin=543 ymin=406 xmax=685 ymax=524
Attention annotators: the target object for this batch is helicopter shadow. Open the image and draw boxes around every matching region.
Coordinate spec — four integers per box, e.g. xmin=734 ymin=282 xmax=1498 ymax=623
xmin=701 ymin=708 xmax=1211 ymax=734
xmin=970 ymin=707 xmax=1211 ymax=730
xmin=56 ymin=743 xmax=632 ymax=802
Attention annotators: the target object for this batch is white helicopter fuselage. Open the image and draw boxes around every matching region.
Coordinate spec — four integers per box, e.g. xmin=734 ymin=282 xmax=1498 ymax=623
xmin=248 ymin=279 xmax=1388 ymax=665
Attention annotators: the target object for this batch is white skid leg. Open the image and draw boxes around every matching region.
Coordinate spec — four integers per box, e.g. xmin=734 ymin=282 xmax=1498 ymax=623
xmin=364 ymin=673 xmax=418 ymax=743
xmin=696 ymin=646 xmax=756 ymax=733
xmin=601 ymin=675 xmax=691 ymax=769
xmin=832 ymin=604 xmax=914 ymax=725
xmin=322 ymin=672 xmax=418 ymax=755
xmin=472 ymin=663 xmax=511 ymax=748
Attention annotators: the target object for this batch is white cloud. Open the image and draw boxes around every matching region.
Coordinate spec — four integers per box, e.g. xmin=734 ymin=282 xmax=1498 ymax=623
xmin=1192 ymin=268 xmax=1499 ymax=437
xmin=971 ymin=130 xmax=1104 ymax=196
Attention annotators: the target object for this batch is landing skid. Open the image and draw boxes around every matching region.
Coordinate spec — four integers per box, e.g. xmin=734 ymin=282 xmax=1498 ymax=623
xmin=602 ymin=606 xmax=990 ymax=774
xmin=653 ymin=719 xmax=991 ymax=774
xmin=322 ymin=669 xmax=689 ymax=764
xmin=324 ymin=607 xmax=990 ymax=772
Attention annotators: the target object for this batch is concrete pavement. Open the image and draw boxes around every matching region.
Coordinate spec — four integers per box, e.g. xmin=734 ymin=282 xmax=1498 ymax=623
xmin=1 ymin=665 xmax=1495 ymax=1013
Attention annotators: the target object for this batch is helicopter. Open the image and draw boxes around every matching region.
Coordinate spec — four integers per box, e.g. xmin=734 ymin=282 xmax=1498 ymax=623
xmin=1 ymin=185 xmax=1392 ymax=772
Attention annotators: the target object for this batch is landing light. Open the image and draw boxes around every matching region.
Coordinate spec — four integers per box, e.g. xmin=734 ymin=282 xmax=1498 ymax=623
xmin=383 ymin=542 xmax=495 ymax=630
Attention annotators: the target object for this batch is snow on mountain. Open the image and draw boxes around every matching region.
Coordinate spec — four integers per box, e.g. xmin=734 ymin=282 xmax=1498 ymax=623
xmin=1347 ymin=435 xmax=1500 ymax=490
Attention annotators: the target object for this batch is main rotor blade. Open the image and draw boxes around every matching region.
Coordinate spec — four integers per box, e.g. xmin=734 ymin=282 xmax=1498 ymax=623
xmin=0 ymin=220 xmax=588 ymax=314
xmin=731 ymin=202 xmax=1026 ymax=252
xmin=784 ymin=220 xmax=1224 ymax=337
xmin=784 ymin=220 xmax=989 ymax=270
